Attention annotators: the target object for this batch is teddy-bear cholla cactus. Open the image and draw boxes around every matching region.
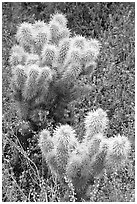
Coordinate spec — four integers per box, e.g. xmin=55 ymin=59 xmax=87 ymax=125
xmin=66 ymin=134 xmax=108 ymax=193
xmin=39 ymin=108 xmax=131 ymax=194
xmin=39 ymin=124 xmax=78 ymax=179
xmin=9 ymin=13 xmax=100 ymax=122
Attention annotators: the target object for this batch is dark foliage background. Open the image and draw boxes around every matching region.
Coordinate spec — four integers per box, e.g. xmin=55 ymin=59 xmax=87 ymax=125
xmin=2 ymin=2 xmax=135 ymax=202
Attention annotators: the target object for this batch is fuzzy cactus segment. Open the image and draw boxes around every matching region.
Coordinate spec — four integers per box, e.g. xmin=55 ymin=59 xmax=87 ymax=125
xmin=9 ymin=45 xmax=28 ymax=67
xmin=52 ymin=125 xmax=78 ymax=175
xmin=46 ymin=149 xmax=59 ymax=176
xmin=33 ymin=20 xmax=46 ymax=30
xmin=61 ymin=63 xmax=82 ymax=87
xmin=41 ymin=44 xmax=57 ymax=67
xmin=105 ymin=134 xmax=131 ymax=171
xmin=64 ymin=47 xmax=83 ymax=67
xmin=50 ymin=13 xmax=68 ymax=27
xmin=16 ymin=22 xmax=34 ymax=52
xmin=39 ymin=129 xmax=54 ymax=158
xmin=12 ymin=65 xmax=27 ymax=93
xmin=23 ymin=65 xmax=40 ymax=101
xmin=84 ymin=108 xmax=109 ymax=141
xmin=37 ymin=66 xmax=53 ymax=90
xmin=53 ymin=124 xmax=78 ymax=151
xmin=85 ymin=133 xmax=106 ymax=158
xmin=59 ymin=27 xmax=71 ymax=43
xmin=79 ymin=133 xmax=108 ymax=179
xmin=66 ymin=150 xmax=91 ymax=192
xmin=87 ymin=138 xmax=109 ymax=179
xmin=81 ymin=39 xmax=101 ymax=67
xmin=57 ymin=38 xmax=72 ymax=68
xmin=33 ymin=23 xmax=50 ymax=55
xmin=87 ymin=38 xmax=101 ymax=59
xmin=72 ymin=35 xmax=87 ymax=50
xmin=89 ymin=144 xmax=107 ymax=178
xmin=49 ymin=20 xmax=70 ymax=45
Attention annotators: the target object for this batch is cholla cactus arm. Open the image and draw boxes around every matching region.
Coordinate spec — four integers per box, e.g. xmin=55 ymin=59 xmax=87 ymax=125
xmin=53 ymin=124 xmax=78 ymax=151
xmin=66 ymin=151 xmax=91 ymax=192
xmin=71 ymin=35 xmax=87 ymax=50
xmin=105 ymin=134 xmax=131 ymax=172
xmin=52 ymin=125 xmax=78 ymax=175
xmin=50 ymin=13 xmax=68 ymax=28
xmin=85 ymin=133 xmax=106 ymax=158
xmin=80 ymin=38 xmax=101 ymax=76
xmin=12 ymin=65 xmax=27 ymax=94
xmin=56 ymin=141 xmax=70 ymax=175
xmin=16 ymin=22 xmax=34 ymax=53
xmin=46 ymin=149 xmax=59 ymax=176
xmin=9 ymin=45 xmax=28 ymax=67
xmin=88 ymin=138 xmax=109 ymax=179
xmin=82 ymin=39 xmax=101 ymax=65
xmin=36 ymin=66 xmax=53 ymax=94
xmin=22 ymin=65 xmax=40 ymax=101
xmin=33 ymin=22 xmax=50 ymax=56
xmin=39 ymin=129 xmax=54 ymax=158
xmin=39 ymin=129 xmax=59 ymax=177
xmin=33 ymin=20 xmax=46 ymax=30
xmin=49 ymin=17 xmax=71 ymax=45
xmin=87 ymin=38 xmax=101 ymax=59
xmin=60 ymin=63 xmax=83 ymax=88
xmin=63 ymin=47 xmax=83 ymax=68
xmin=56 ymin=38 xmax=72 ymax=71
xmin=84 ymin=108 xmax=109 ymax=141
xmin=57 ymin=45 xmax=83 ymax=81
xmin=28 ymin=67 xmax=56 ymax=110
xmin=89 ymin=146 xmax=107 ymax=179
xmin=41 ymin=44 xmax=58 ymax=67
xmin=40 ymin=124 xmax=78 ymax=179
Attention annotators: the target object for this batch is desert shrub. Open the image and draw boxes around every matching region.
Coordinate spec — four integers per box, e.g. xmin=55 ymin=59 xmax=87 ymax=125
xmin=39 ymin=108 xmax=132 ymax=200
xmin=8 ymin=12 xmax=101 ymax=132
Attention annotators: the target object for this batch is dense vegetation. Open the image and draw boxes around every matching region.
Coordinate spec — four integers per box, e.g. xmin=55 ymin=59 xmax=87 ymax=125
xmin=2 ymin=2 xmax=135 ymax=202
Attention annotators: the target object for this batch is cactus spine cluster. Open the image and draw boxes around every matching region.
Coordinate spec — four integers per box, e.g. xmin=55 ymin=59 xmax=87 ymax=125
xmin=39 ymin=108 xmax=131 ymax=193
xmin=9 ymin=13 xmax=100 ymax=122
